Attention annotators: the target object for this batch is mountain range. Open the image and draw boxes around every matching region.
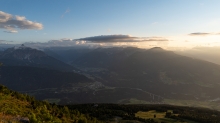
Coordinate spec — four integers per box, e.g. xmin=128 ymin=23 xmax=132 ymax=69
xmin=70 ymin=47 xmax=220 ymax=101
xmin=0 ymin=44 xmax=77 ymax=72
xmin=1 ymin=46 xmax=220 ymax=107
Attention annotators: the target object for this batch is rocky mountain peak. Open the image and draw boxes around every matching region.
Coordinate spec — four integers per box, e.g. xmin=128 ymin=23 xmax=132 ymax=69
xmin=1 ymin=45 xmax=47 ymax=60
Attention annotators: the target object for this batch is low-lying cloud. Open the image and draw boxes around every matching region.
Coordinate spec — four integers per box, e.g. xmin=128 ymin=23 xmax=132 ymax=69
xmin=189 ymin=32 xmax=220 ymax=36
xmin=189 ymin=32 xmax=211 ymax=36
xmin=75 ymin=35 xmax=168 ymax=43
xmin=13 ymin=35 xmax=169 ymax=49
xmin=0 ymin=11 xmax=43 ymax=33
xmin=0 ymin=40 xmax=6 ymax=43
xmin=0 ymin=39 xmax=13 ymax=44
xmin=24 ymin=38 xmax=87 ymax=48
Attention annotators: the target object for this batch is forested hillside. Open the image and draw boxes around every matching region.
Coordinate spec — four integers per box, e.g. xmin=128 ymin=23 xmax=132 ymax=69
xmin=0 ymin=66 xmax=93 ymax=91
xmin=0 ymin=84 xmax=101 ymax=123
xmin=1 ymin=84 xmax=220 ymax=123
xmin=68 ymin=104 xmax=220 ymax=123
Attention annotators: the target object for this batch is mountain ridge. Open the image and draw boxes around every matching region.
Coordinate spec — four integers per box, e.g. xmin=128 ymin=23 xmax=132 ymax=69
xmin=0 ymin=45 xmax=77 ymax=72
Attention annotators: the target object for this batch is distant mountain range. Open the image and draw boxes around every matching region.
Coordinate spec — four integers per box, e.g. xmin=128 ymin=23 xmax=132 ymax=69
xmin=175 ymin=47 xmax=220 ymax=65
xmin=71 ymin=47 xmax=220 ymax=101
xmin=1 ymin=46 xmax=220 ymax=106
xmin=0 ymin=44 xmax=77 ymax=71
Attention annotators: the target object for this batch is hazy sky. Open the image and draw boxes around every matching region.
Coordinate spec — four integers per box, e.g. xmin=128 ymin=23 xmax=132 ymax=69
xmin=1 ymin=0 xmax=220 ymax=49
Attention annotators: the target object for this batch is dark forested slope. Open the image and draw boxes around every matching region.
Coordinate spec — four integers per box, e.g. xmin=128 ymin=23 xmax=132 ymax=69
xmin=0 ymin=66 xmax=93 ymax=91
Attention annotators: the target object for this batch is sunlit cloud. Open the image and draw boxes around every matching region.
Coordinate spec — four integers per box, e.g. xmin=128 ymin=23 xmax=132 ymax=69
xmin=23 ymin=38 xmax=87 ymax=48
xmin=4 ymin=30 xmax=18 ymax=33
xmin=0 ymin=11 xmax=43 ymax=33
xmin=141 ymin=37 xmax=168 ymax=42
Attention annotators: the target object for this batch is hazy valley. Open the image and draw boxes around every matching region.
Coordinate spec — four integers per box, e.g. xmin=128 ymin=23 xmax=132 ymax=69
xmin=1 ymin=45 xmax=220 ymax=111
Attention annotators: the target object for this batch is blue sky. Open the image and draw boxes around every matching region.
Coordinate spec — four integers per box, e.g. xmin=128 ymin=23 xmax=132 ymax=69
xmin=1 ymin=0 xmax=220 ymax=49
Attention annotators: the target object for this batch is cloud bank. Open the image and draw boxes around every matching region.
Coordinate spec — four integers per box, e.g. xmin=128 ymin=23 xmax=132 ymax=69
xmin=5 ymin=35 xmax=169 ymax=49
xmin=0 ymin=11 xmax=43 ymax=33
xmin=76 ymin=35 xmax=168 ymax=43
xmin=24 ymin=38 xmax=87 ymax=48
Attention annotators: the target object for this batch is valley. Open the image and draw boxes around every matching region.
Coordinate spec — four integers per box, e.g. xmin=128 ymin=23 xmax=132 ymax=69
xmin=1 ymin=45 xmax=220 ymax=111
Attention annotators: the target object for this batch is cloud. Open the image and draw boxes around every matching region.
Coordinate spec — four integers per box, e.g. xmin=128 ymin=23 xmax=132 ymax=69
xmin=76 ymin=35 xmax=137 ymax=42
xmin=75 ymin=35 xmax=168 ymax=43
xmin=20 ymin=35 xmax=169 ymax=49
xmin=141 ymin=37 xmax=169 ymax=42
xmin=0 ymin=39 xmax=13 ymax=44
xmin=189 ymin=32 xmax=220 ymax=36
xmin=189 ymin=32 xmax=211 ymax=36
xmin=4 ymin=30 xmax=18 ymax=33
xmin=23 ymin=38 xmax=87 ymax=48
xmin=151 ymin=22 xmax=158 ymax=25
xmin=0 ymin=11 xmax=43 ymax=33
xmin=0 ymin=40 xmax=5 ymax=43
xmin=61 ymin=8 xmax=70 ymax=18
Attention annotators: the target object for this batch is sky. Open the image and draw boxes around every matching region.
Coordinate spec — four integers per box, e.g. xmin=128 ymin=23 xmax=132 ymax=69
xmin=1 ymin=0 xmax=220 ymax=49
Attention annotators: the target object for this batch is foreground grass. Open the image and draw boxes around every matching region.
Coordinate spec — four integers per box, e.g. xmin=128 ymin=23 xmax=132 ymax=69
xmin=136 ymin=110 xmax=166 ymax=119
xmin=135 ymin=110 xmax=198 ymax=123
xmin=0 ymin=93 xmax=31 ymax=116
xmin=0 ymin=85 xmax=101 ymax=123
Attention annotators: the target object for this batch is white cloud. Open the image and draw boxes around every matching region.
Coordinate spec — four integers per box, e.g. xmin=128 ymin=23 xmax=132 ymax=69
xmin=61 ymin=8 xmax=70 ymax=18
xmin=0 ymin=11 xmax=43 ymax=33
xmin=23 ymin=38 xmax=88 ymax=48
xmin=4 ymin=30 xmax=18 ymax=33
xmin=0 ymin=11 xmax=12 ymax=22
xmin=15 ymin=15 xmax=26 ymax=21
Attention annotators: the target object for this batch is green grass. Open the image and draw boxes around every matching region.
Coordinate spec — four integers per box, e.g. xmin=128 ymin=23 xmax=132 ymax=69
xmin=0 ymin=85 xmax=102 ymax=123
xmin=135 ymin=110 xmax=165 ymax=119
xmin=0 ymin=93 xmax=31 ymax=115
xmin=124 ymin=98 xmax=151 ymax=104
xmin=135 ymin=110 xmax=198 ymax=123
